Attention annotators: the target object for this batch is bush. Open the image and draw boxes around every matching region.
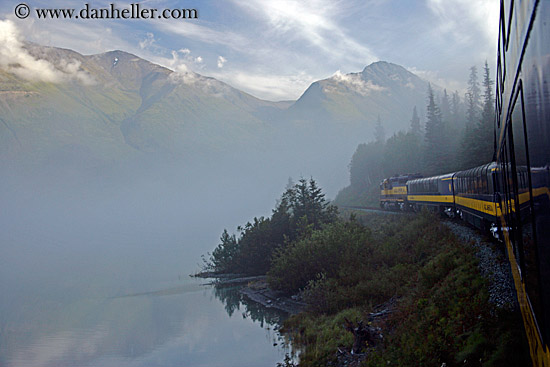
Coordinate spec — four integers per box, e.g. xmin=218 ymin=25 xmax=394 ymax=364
xmin=280 ymin=212 xmax=530 ymax=366
xmin=267 ymin=220 xmax=371 ymax=294
xmin=205 ymin=178 xmax=338 ymax=275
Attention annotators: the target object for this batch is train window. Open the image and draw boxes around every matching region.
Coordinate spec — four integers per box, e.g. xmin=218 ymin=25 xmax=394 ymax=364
xmin=506 ymin=115 xmax=528 ymax=276
xmin=511 ymin=85 xmax=529 ymax=167
xmin=500 ymin=142 xmax=512 ymax=233
xmin=501 ymin=0 xmax=509 ymax=46
xmin=497 ymin=32 xmax=504 ymax=113
xmin=505 ymin=0 xmax=513 ymax=51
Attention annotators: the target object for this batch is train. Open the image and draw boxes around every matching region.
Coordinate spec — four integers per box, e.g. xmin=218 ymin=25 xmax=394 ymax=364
xmin=380 ymin=163 xmax=501 ymax=234
xmin=380 ymin=1 xmax=550 ymax=365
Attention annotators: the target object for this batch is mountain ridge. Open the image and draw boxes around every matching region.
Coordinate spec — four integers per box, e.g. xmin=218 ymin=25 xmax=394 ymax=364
xmin=0 ymin=43 xmax=435 ymax=193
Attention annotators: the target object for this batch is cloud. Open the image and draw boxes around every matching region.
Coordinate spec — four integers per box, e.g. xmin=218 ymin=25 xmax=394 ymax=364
xmin=139 ymin=32 xmax=155 ymax=50
xmin=217 ymin=56 xmax=227 ymax=68
xmin=156 ymin=20 xmax=249 ymax=50
xmin=0 ymin=19 xmax=95 ymax=85
xmin=207 ymin=69 xmax=315 ymax=101
xmin=427 ymin=0 xmax=498 ymax=49
xmin=164 ymin=50 xmax=232 ymax=96
xmin=162 ymin=48 xmax=206 ymax=74
xmin=327 ymin=70 xmax=385 ymax=96
xmin=230 ymin=0 xmax=377 ymax=66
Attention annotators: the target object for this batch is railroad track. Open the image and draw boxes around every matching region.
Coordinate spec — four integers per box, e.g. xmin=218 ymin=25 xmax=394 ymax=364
xmin=338 ymin=205 xmax=404 ymax=215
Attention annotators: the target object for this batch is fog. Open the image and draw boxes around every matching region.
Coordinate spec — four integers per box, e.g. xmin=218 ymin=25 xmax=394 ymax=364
xmin=0 ymin=150 xmax=316 ymax=365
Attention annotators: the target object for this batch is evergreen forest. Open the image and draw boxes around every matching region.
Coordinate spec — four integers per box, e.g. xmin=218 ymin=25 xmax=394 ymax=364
xmin=334 ymin=63 xmax=496 ymax=206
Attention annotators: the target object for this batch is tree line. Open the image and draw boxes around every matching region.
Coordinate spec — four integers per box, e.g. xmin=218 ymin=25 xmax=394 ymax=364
xmin=203 ymin=178 xmax=338 ymax=276
xmin=335 ymin=62 xmax=495 ymax=206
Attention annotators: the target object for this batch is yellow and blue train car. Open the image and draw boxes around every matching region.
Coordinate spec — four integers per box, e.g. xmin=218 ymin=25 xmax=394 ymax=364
xmin=453 ymin=162 xmax=499 ymax=232
xmin=406 ymin=173 xmax=455 ymax=215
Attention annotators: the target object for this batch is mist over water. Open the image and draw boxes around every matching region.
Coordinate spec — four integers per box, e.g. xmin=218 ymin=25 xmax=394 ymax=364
xmin=0 ymin=157 xmax=299 ymax=366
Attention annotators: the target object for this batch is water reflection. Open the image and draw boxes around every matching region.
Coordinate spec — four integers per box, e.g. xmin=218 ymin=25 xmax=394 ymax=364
xmin=212 ymin=283 xmax=298 ymax=360
xmin=213 ymin=284 xmax=287 ymax=328
xmin=1 ymin=276 xmax=294 ymax=367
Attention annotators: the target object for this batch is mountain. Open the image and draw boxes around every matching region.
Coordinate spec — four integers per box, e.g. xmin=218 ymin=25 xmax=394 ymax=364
xmin=0 ymin=44 xmax=285 ymax=170
xmin=0 ymin=44 xmax=434 ymax=194
xmin=285 ymin=61 xmax=429 ymax=141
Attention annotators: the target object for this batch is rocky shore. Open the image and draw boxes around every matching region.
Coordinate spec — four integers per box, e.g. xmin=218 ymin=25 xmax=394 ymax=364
xmin=193 ymin=273 xmax=306 ymax=315
xmin=239 ymin=278 xmax=306 ymax=315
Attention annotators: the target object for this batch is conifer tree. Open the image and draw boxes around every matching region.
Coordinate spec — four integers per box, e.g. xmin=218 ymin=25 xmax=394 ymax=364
xmin=459 ymin=64 xmax=493 ymax=169
xmin=374 ymin=115 xmax=386 ymax=143
xmin=410 ymin=106 xmax=422 ymax=137
xmin=465 ymin=66 xmax=481 ymax=128
xmin=451 ymin=91 xmax=462 ymax=128
xmin=440 ymin=89 xmax=451 ymax=123
xmin=476 ymin=61 xmax=495 ymax=161
xmin=424 ymin=84 xmax=447 ymax=174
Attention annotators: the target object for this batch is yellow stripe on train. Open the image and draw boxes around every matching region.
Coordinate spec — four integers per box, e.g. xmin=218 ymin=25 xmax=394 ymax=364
xmin=407 ymin=195 xmax=454 ymax=203
xmin=455 ymin=196 xmax=502 ymax=217
xmin=381 ymin=186 xmax=407 ymax=195
xmin=500 ymin=216 xmax=550 ymax=366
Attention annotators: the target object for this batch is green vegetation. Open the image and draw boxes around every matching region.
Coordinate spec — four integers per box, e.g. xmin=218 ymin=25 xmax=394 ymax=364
xmin=280 ymin=211 xmax=529 ymax=367
xmin=204 ymin=178 xmax=338 ymax=275
xmin=204 ymin=176 xmax=528 ymax=366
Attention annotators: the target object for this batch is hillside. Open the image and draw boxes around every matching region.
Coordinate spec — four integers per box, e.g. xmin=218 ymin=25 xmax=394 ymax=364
xmin=0 ymin=44 xmax=283 ymax=169
xmin=0 ymin=43 xmax=434 ymax=195
xmin=285 ymin=61 xmax=429 ymax=140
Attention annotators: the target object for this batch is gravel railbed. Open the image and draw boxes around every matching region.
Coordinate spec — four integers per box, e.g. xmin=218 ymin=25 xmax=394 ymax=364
xmin=443 ymin=220 xmax=516 ymax=311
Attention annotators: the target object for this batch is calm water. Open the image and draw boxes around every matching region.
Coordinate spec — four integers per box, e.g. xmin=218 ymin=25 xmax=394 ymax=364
xmin=0 ymin=184 xmax=294 ymax=367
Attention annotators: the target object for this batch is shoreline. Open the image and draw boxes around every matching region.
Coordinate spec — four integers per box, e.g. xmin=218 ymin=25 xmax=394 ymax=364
xmin=193 ymin=272 xmax=306 ymax=315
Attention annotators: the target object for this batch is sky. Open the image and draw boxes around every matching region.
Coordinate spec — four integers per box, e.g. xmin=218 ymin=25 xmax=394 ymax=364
xmin=0 ymin=0 xmax=499 ymax=101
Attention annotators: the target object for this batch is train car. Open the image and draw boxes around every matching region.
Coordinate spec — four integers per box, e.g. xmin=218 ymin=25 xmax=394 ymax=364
xmin=453 ymin=162 xmax=499 ymax=233
xmin=495 ymin=0 xmax=550 ymax=365
xmin=379 ymin=174 xmax=421 ymax=210
xmin=406 ymin=173 xmax=455 ymax=215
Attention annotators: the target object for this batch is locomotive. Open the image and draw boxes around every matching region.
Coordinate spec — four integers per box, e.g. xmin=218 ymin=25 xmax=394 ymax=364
xmin=379 ymin=1 xmax=550 ymax=365
xmin=379 ymin=174 xmax=421 ymax=211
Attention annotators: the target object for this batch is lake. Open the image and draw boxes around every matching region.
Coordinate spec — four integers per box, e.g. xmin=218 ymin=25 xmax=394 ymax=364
xmin=0 ymin=178 xmax=296 ymax=367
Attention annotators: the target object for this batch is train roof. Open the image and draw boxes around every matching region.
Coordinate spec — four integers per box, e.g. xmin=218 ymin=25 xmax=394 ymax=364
xmin=453 ymin=162 xmax=497 ymax=178
xmin=381 ymin=173 xmax=423 ymax=184
xmin=406 ymin=172 xmax=455 ymax=184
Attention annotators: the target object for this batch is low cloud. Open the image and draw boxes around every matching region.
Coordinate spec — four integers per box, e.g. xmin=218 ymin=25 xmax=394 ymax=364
xmin=166 ymin=51 xmax=231 ymax=96
xmin=164 ymin=48 xmax=205 ymax=73
xmin=0 ymin=20 xmax=95 ymax=85
xmin=328 ymin=70 xmax=385 ymax=96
